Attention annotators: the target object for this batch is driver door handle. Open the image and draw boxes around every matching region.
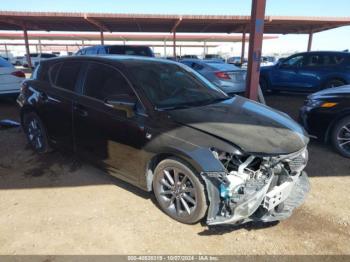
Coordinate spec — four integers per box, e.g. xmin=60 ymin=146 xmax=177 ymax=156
xmin=74 ymin=104 xmax=88 ymax=117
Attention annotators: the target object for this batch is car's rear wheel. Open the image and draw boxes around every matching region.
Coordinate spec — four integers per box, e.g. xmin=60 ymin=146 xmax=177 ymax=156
xmin=23 ymin=112 xmax=51 ymax=154
xmin=331 ymin=116 xmax=350 ymax=158
xmin=153 ymin=158 xmax=208 ymax=224
xmin=324 ymin=79 xmax=345 ymax=89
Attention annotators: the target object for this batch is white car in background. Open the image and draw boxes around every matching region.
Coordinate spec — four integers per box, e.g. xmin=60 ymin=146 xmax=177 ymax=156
xmin=22 ymin=53 xmax=57 ymax=68
xmin=0 ymin=57 xmax=25 ymax=95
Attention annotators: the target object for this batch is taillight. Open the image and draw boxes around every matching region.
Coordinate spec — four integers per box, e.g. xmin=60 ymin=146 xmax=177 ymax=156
xmin=215 ymin=71 xmax=231 ymax=80
xmin=11 ymin=71 xmax=26 ymax=78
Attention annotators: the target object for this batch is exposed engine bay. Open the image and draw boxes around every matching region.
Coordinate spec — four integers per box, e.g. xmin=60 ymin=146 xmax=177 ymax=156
xmin=202 ymin=148 xmax=310 ymax=225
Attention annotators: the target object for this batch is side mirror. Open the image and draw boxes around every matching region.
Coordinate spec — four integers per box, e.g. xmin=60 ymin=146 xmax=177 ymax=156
xmin=104 ymin=95 xmax=136 ymax=118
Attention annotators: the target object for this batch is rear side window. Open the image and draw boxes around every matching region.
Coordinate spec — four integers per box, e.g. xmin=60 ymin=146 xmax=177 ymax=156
xmin=327 ymin=54 xmax=345 ymax=65
xmin=305 ymin=54 xmax=324 ymax=67
xmin=84 ymin=62 xmax=135 ymax=101
xmin=55 ymin=61 xmax=82 ymax=91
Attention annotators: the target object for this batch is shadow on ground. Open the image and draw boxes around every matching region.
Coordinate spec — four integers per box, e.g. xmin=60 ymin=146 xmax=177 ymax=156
xmin=198 ymin=221 xmax=280 ymax=236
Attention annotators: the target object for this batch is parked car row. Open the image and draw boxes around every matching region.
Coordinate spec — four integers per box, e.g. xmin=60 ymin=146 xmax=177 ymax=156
xmin=4 ymin=45 xmax=350 ymax=159
xmin=5 ymin=44 xmax=350 ymax=229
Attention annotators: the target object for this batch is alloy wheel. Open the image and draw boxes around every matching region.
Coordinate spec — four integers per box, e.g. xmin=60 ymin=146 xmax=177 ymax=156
xmin=27 ymin=118 xmax=44 ymax=150
xmin=157 ymin=167 xmax=197 ymax=217
xmin=337 ymin=123 xmax=350 ymax=153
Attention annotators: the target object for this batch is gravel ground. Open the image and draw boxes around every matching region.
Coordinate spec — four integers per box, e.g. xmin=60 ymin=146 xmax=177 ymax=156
xmin=0 ymin=94 xmax=349 ymax=255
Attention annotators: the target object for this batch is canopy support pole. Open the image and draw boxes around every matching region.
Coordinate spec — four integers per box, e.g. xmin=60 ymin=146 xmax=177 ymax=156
xmin=240 ymin=28 xmax=247 ymax=65
xmin=307 ymin=30 xmax=313 ymax=51
xmin=23 ymin=26 xmax=32 ymax=69
xmin=245 ymin=0 xmax=266 ymax=101
xmin=100 ymin=30 xmax=104 ymax=45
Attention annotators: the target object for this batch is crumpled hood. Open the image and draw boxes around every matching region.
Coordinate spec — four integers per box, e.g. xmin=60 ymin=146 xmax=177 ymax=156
xmin=167 ymin=96 xmax=309 ymax=155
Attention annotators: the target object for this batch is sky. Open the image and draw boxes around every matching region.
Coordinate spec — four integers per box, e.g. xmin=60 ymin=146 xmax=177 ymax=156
xmin=1 ymin=0 xmax=350 ymax=55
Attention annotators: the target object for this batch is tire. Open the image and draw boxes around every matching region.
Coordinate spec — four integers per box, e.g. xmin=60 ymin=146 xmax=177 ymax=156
xmin=152 ymin=158 xmax=208 ymax=224
xmin=23 ymin=112 xmax=51 ymax=154
xmin=331 ymin=116 xmax=350 ymax=158
xmin=324 ymin=79 xmax=345 ymax=89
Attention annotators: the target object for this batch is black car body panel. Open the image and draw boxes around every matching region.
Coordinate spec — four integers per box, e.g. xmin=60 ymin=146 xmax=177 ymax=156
xmin=168 ymin=96 xmax=308 ymax=155
xmin=18 ymin=56 xmax=310 ymax=225
xmin=299 ymin=85 xmax=350 ymax=140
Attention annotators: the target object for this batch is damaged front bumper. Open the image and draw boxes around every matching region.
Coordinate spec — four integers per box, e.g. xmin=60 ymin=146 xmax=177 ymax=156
xmin=201 ymin=171 xmax=310 ymax=226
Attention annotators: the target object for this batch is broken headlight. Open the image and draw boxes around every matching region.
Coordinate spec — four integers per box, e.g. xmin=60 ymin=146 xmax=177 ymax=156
xmin=284 ymin=148 xmax=308 ymax=174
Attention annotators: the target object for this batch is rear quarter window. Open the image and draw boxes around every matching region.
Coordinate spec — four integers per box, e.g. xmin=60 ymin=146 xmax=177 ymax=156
xmin=55 ymin=61 xmax=82 ymax=91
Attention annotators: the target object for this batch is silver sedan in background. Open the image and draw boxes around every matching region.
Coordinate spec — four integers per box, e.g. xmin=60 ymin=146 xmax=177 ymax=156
xmin=180 ymin=59 xmax=246 ymax=96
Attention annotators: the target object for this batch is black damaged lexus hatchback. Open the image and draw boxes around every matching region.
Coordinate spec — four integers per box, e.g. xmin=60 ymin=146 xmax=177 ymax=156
xmin=17 ymin=56 xmax=310 ymax=226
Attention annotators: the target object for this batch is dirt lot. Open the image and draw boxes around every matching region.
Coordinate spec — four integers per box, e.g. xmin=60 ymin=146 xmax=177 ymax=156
xmin=0 ymin=94 xmax=349 ymax=255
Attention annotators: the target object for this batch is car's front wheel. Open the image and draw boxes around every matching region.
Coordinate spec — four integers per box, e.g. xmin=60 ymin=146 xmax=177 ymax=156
xmin=331 ymin=116 xmax=350 ymax=158
xmin=23 ymin=112 xmax=51 ymax=154
xmin=153 ymin=158 xmax=208 ymax=224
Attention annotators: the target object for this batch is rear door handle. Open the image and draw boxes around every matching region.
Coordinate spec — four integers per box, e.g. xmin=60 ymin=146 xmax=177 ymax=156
xmin=74 ymin=104 xmax=88 ymax=117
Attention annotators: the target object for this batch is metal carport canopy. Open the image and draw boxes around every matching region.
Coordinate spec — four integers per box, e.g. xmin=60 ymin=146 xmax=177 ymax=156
xmin=0 ymin=11 xmax=350 ymax=33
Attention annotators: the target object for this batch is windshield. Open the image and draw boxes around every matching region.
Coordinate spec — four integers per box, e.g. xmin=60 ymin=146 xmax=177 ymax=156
xmin=127 ymin=61 xmax=228 ymax=110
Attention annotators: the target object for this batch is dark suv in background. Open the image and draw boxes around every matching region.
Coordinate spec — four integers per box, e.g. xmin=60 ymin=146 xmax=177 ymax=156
xmin=260 ymin=51 xmax=350 ymax=93
xmin=75 ymin=45 xmax=154 ymax=57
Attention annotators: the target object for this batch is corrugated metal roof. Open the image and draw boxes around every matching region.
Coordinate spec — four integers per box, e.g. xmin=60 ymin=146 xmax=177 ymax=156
xmin=0 ymin=11 xmax=349 ymax=34
xmin=0 ymin=32 xmax=276 ymax=42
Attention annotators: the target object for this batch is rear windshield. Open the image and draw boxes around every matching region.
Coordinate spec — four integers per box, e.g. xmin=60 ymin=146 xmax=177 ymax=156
xmin=107 ymin=46 xmax=154 ymax=57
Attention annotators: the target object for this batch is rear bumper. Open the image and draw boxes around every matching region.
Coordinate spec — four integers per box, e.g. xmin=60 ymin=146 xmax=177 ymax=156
xmin=216 ymin=81 xmax=246 ymax=95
